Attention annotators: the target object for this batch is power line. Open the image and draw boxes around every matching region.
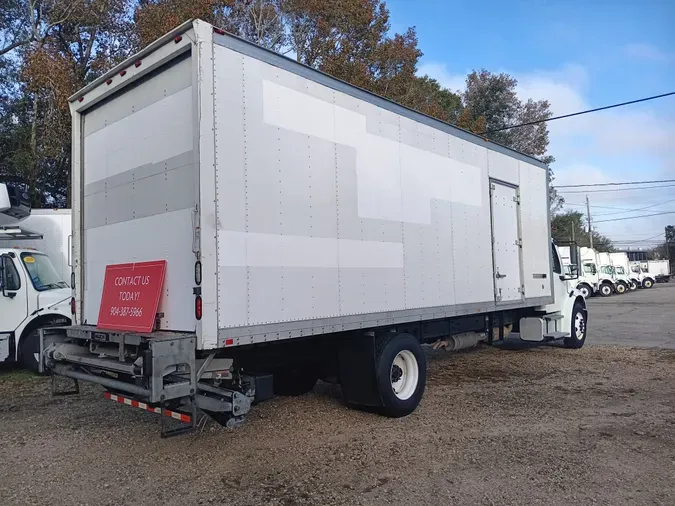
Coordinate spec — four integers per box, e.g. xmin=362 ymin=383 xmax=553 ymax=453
xmin=593 ymin=199 xmax=675 ymax=216
xmin=593 ymin=211 xmax=675 ymax=224
xmin=480 ymin=91 xmax=675 ymax=135
xmin=556 ymin=179 xmax=675 ymax=188
xmin=613 ymin=233 xmax=665 ymax=244
xmin=558 ymin=184 xmax=675 ymax=194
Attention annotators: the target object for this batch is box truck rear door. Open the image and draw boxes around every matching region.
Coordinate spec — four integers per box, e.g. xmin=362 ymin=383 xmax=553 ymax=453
xmin=489 ymin=181 xmax=524 ymax=303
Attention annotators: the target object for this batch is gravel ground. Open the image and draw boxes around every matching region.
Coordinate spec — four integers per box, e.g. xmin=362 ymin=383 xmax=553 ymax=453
xmin=2 ymin=343 xmax=675 ymax=506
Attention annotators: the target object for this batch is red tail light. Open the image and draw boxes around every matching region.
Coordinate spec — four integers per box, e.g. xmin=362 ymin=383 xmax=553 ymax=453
xmin=70 ymin=297 xmax=76 ymax=315
xmin=195 ymin=296 xmax=202 ymax=320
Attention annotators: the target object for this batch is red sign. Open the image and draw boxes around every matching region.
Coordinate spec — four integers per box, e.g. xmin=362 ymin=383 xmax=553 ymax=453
xmin=97 ymin=260 xmax=167 ymax=333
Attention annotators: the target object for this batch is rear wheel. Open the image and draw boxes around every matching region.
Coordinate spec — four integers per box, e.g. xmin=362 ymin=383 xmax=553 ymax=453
xmin=374 ymin=333 xmax=426 ymax=417
xmin=564 ymin=302 xmax=587 ymax=349
xmin=599 ymin=283 xmax=613 ymax=297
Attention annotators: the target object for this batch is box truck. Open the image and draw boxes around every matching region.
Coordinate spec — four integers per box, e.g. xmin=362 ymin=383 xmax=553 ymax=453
xmin=609 ymin=252 xmax=639 ymax=290
xmin=580 ymin=248 xmax=616 ymax=297
xmin=596 ymin=251 xmax=630 ymax=294
xmin=630 ymin=261 xmax=656 ymax=289
xmin=40 ymin=20 xmax=588 ymax=435
xmin=0 ymin=184 xmax=71 ymax=370
xmin=558 ymin=245 xmax=598 ymax=298
xmin=647 ymin=260 xmax=670 ymax=283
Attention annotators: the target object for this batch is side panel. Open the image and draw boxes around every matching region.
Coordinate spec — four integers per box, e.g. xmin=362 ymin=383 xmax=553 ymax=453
xmin=212 ymin=42 xmax=552 ymax=342
xmin=80 ymin=54 xmax=197 ymax=331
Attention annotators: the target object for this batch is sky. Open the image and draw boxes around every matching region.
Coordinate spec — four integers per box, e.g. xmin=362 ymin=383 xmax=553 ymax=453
xmin=386 ymin=0 xmax=675 ymax=250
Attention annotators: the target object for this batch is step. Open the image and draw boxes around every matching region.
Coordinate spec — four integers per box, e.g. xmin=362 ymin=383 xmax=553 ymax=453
xmin=543 ymin=331 xmax=569 ymax=339
xmin=543 ymin=313 xmax=564 ymax=321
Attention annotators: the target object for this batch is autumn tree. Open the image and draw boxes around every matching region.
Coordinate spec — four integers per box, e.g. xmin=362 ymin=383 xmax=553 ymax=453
xmin=457 ymin=69 xmax=561 ymax=212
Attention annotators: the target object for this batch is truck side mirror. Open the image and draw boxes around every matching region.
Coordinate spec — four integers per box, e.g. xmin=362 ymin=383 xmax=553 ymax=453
xmin=0 ymin=254 xmax=18 ymax=298
xmin=0 ymin=183 xmax=10 ymax=212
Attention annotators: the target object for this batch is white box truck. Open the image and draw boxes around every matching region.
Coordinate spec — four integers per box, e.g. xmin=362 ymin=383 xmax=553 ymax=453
xmin=0 ymin=184 xmax=71 ymax=370
xmin=40 ymin=20 xmax=589 ymax=435
xmin=647 ymin=260 xmax=670 ymax=283
xmin=609 ymin=252 xmax=639 ymax=291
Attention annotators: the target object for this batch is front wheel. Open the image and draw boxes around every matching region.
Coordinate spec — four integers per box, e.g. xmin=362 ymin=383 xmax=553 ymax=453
xmin=599 ymin=283 xmax=614 ymax=297
xmin=19 ymin=328 xmax=41 ymax=373
xmin=615 ymin=282 xmax=627 ymax=295
xmin=577 ymin=283 xmax=592 ymax=298
xmin=375 ymin=333 xmax=426 ymax=418
xmin=629 ymin=280 xmax=638 ymax=291
xmin=643 ymin=278 xmax=654 ymax=289
xmin=564 ymin=302 xmax=587 ymax=349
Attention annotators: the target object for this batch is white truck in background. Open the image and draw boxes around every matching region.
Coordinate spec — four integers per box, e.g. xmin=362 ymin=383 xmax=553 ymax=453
xmin=597 ymin=251 xmax=630 ymax=294
xmin=558 ymin=245 xmax=598 ymax=298
xmin=0 ymin=183 xmax=72 ymax=370
xmin=630 ymin=261 xmax=656 ymax=289
xmin=610 ymin=252 xmax=639 ymax=291
xmin=39 ymin=20 xmax=589 ymax=436
xmin=580 ymin=248 xmax=616 ymax=297
xmin=647 ymin=260 xmax=670 ymax=283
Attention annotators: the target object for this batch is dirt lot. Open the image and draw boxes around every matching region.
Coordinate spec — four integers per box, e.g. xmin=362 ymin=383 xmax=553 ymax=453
xmin=2 ymin=285 xmax=675 ymax=506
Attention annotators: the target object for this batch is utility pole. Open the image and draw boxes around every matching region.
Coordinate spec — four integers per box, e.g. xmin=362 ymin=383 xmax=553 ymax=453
xmin=586 ymin=195 xmax=594 ymax=249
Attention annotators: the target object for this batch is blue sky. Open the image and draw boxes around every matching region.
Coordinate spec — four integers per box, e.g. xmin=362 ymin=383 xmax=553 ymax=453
xmin=386 ymin=0 xmax=675 ymax=248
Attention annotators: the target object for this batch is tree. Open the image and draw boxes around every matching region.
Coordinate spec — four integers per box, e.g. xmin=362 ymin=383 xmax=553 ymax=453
xmin=551 ymin=210 xmax=614 ymax=251
xmin=457 ymin=70 xmax=560 ymax=212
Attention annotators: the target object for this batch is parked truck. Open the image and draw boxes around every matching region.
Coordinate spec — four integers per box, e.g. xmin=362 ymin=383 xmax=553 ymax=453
xmin=630 ymin=262 xmax=656 ymax=289
xmin=596 ymin=251 xmax=630 ymax=294
xmin=0 ymin=184 xmax=72 ymax=370
xmin=39 ymin=20 xmax=588 ymax=435
xmin=609 ymin=252 xmax=639 ymax=290
xmin=647 ymin=260 xmax=670 ymax=283
xmin=558 ymin=245 xmax=598 ymax=298
xmin=580 ymin=248 xmax=616 ymax=297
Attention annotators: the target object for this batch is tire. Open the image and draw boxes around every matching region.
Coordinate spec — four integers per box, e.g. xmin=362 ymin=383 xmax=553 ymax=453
xmin=599 ymin=283 xmax=613 ymax=297
xmin=273 ymin=365 xmax=319 ymax=396
xmin=374 ymin=333 xmax=426 ymax=418
xmin=19 ymin=327 xmax=41 ymax=373
xmin=643 ymin=278 xmax=654 ymax=289
xmin=629 ymin=280 xmax=638 ymax=291
xmin=564 ymin=302 xmax=587 ymax=349
xmin=577 ymin=284 xmax=592 ymax=299
xmin=615 ymin=282 xmax=627 ymax=295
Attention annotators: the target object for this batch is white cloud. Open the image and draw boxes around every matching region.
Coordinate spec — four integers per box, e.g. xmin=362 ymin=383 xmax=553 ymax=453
xmin=623 ymin=43 xmax=670 ymax=62
xmin=418 ymin=60 xmax=675 ymax=240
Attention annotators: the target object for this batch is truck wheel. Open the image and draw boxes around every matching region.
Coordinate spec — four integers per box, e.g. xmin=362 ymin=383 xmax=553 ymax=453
xmin=375 ymin=333 xmax=426 ymax=418
xmin=643 ymin=278 xmax=654 ymax=289
xmin=564 ymin=302 xmax=587 ymax=349
xmin=19 ymin=328 xmax=41 ymax=373
xmin=629 ymin=280 xmax=638 ymax=291
xmin=273 ymin=365 xmax=319 ymax=396
xmin=615 ymin=282 xmax=627 ymax=295
xmin=577 ymin=284 xmax=592 ymax=298
xmin=599 ymin=283 xmax=613 ymax=297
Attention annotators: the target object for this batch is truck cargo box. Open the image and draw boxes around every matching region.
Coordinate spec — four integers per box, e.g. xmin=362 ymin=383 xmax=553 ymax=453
xmin=70 ymin=20 xmax=553 ymax=352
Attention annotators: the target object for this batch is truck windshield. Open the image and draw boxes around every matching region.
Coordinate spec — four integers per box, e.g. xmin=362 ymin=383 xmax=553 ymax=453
xmin=583 ymin=263 xmax=597 ymax=275
xmin=615 ymin=266 xmax=625 ymax=275
xmin=20 ymin=252 xmax=68 ymax=291
xmin=600 ymin=265 xmax=613 ymax=275
xmin=631 ymin=265 xmax=641 ymax=273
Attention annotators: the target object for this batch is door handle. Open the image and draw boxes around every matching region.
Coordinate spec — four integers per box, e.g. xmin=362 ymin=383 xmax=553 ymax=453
xmin=496 ymin=272 xmax=507 ymax=279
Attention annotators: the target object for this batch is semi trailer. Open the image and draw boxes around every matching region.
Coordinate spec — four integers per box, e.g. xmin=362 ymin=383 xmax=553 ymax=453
xmin=0 ymin=184 xmax=71 ymax=370
xmin=39 ymin=20 xmax=588 ymax=435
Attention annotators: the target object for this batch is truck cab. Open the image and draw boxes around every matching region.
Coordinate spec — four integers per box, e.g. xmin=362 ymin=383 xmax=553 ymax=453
xmin=0 ymin=183 xmax=71 ymax=370
xmin=630 ymin=262 xmax=656 ymax=289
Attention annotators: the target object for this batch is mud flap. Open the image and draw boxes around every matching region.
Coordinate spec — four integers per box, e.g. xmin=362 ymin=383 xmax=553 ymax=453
xmin=337 ymin=334 xmax=383 ymax=407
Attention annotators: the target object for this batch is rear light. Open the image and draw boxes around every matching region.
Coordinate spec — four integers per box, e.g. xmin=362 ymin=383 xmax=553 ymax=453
xmin=225 ymin=338 xmax=234 ymax=346
xmin=213 ymin=27 xmax=226 ymax=35
xmin=106 ymin=78 xmax=112 ymax=85
xmin=77 ymin=96 xmax=83 ymax=102
xmin=174 ymin=35 xmax=182 ymax=43
xmin=195 ymin=296 xmax=202 ymax=320
xmin=119 ymin=70 xmax=126 ymax=76
xmin=70 ymin=297 xmax=76 ymax=315
xmin=134 ymin=60 xmax=142 ymax=68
